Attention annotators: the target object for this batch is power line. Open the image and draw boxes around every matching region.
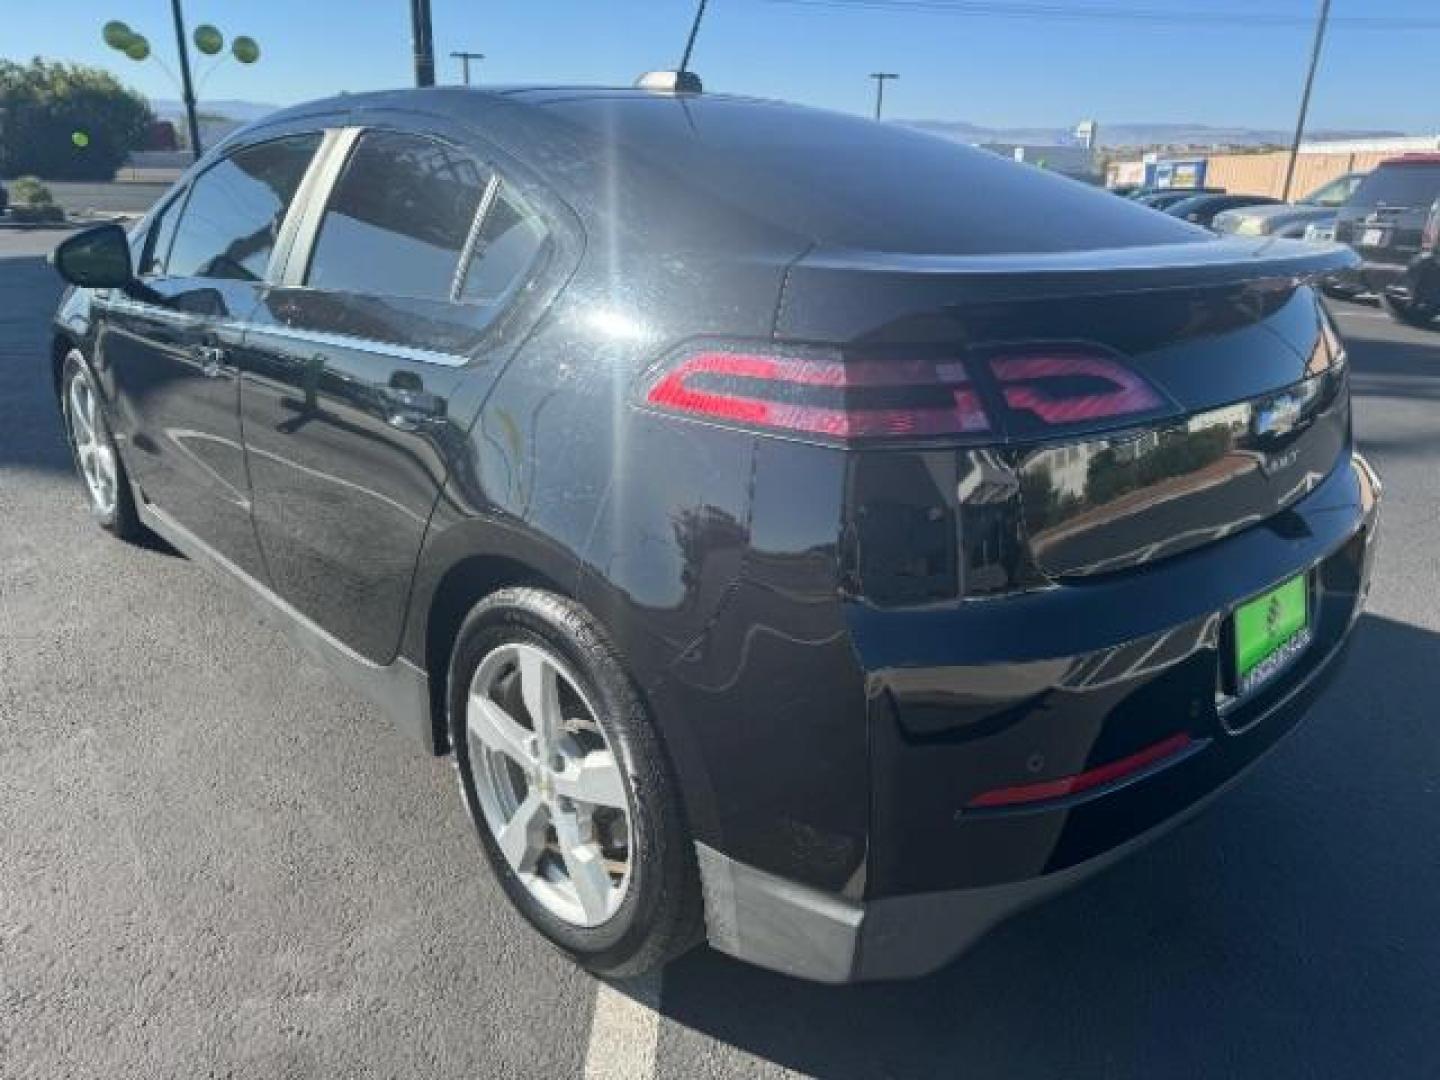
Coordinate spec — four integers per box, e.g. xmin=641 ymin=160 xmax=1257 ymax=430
xmin=760 ymin=0 xmax=1440 ymax=31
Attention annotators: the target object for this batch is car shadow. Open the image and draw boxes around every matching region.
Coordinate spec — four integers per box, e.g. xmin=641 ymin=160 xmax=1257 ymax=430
xmin=0 ymin=254 xmax=71 ymax=474
xmin=654 ymin=613 xmax=1439 ymax=1078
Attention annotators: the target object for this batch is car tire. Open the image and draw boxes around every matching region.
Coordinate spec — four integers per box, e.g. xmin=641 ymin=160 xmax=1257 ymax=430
xmin=1379 ymin=293 xmax=1439 ymax=329
xmin=60 ymin=348 xmax=144 ymax=541
xmin=447 ymin=587 xmax=704 ymax=977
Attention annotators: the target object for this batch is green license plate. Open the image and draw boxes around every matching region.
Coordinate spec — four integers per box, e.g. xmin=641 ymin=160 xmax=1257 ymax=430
xmin=1233 ymin=574 xmax=1312 ymax=697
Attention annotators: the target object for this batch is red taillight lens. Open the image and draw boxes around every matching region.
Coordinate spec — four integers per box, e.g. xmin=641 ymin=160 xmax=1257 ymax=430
xmin=640 ymin=344 xmax=1172 ymax=443
xmin=987 ymin=349 xmax=1169 ymax=433
xmin=643 ymin=349 xmax=989 ymax=440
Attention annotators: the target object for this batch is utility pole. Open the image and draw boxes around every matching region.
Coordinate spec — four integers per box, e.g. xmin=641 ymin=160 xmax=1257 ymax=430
xmin=451 ymin=50 xmax=485 ymax=85
xmin=1282 ymin=0 xmax=1331 ymax=201
xmin=168 ymin=0 xmax=203 ymax=160
xmin=411 ymin=0 xmax=436 ymax=87
xmin=869 ymin=72 xmax=898 ymax=121
xmin=679 ymin=0 xmax=709 ymax=75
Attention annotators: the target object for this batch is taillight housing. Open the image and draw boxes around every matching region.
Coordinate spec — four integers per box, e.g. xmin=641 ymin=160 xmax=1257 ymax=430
xmin=1423 ymin=198 xmax=1440 ymax=252
xmin=639 ymin=342 xmax=1177 ymax=444
xmin=642 ymin=348 xmax=989 ymax=440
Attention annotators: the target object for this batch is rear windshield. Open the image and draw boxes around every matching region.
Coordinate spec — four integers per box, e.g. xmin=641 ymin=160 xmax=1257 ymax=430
xmin=1350 ymin=164 xmax=1440 ymax=210
xmin=542 ymin=96 xmax=1208 ymax=256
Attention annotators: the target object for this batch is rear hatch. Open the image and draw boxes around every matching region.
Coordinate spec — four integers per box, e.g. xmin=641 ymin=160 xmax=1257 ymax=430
xmin=775 ymin=238 xmax=1357 ymax=597
xmin=1336 ymin=159 xmax=1440 ymax=267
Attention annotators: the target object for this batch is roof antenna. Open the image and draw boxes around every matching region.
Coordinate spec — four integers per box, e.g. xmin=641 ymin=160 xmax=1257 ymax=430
xmin=636 ymin=0 xmax=707 ymax=94
xmin=678 ymin=0 xmax=709 ymax=76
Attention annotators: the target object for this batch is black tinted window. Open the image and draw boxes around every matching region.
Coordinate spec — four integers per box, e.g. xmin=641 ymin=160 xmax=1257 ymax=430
xmin=459 ymin=188 xmax=548 ymax=305
xmin=166 ymin=134 xmax=320 ymax=280
xmin=307 ymin=132 xmax=490 ymax=301
xmin=1350 ymin=164 xmax=1440 ymax=210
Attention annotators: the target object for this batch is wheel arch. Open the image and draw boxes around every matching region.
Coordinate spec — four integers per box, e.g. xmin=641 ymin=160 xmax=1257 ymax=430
xmin=50 ymin=332 xmax=78 ymax=400
xmin=416 ymin=540 xmax=577 ymax=755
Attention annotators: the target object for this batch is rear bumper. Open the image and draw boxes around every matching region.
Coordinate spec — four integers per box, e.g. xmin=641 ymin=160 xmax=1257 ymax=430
xmin=697 ymin=452 xmax=1380 ymax=983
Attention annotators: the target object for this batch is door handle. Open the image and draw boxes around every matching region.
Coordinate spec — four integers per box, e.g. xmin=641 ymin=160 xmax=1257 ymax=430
xmin=382 ymin=372 xmax=446 ymax=432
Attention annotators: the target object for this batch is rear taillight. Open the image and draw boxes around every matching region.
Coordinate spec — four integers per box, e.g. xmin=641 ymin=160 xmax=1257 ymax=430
xmin=1423 ymin=200 xmax=1440 ymax=252
xmin=642 ymin=349 xmax=989 ymax=439
xmin=641 ymin=343 xmax=1173 ymax=443
xmin=988 ymin=349 xmax=1168 ymax=433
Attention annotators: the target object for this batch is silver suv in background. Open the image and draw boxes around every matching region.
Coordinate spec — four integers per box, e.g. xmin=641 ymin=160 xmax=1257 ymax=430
xmin=1212 ymin=172 xmax=1367 ymax=239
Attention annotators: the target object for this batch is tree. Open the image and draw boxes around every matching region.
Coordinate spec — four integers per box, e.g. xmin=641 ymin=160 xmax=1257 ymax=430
xmin=0 ymin=58 xmax=153 ymax=181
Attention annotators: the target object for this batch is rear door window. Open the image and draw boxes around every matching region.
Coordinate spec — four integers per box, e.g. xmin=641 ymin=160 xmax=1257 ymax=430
xmin=288 ymin=130 xmax=550 ymax=355
xmin=306 ymin=131 xmax=491 ymax=301
xmin=166 ymin=134 xmax=322 ymax=281
xmin=1349 ymin=164 xmax=1440 ymax=210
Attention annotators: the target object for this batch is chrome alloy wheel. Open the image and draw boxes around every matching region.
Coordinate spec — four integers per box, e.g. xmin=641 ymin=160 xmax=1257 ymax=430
xmin=466 ymin=642 xmax=633 ymax=927
xmin=65 ymin=356 xmax=118 ymax=517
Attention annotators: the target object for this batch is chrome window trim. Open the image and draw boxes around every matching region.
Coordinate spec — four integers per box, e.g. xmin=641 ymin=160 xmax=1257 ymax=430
xmin=94 ymin=294 xmax=467 ymax=367
xmin=277 ymin=126 xmax=363 ymax=288
xmin=451 ymin=172 xmax=502 ymax=303
xmin=270 ymin=127 xmax=352 ymax=288
xmin=239 ymin=321 xmax=470 ymax=368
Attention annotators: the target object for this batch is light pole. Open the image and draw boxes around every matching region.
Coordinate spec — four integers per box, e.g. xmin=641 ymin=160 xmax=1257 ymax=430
xmin=869 ymin=72 xmax=898 ymax=121
xmin=103 ymin=11 xmax=260 ymax=161
xmin=1282 ymin=0 xmax=1332 ymax=202
xmin=451 ymin=51 xmax=485 ymax=85
xmin=412 ymin=0 xmax=436 ymax=87
xmin=167 ymin=0 xmax=202 ymax=160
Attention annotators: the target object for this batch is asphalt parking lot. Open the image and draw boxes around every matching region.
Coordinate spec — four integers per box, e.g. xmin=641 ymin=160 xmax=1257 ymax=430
xmin=2 ymin=231 xmax=1438 ymax=1079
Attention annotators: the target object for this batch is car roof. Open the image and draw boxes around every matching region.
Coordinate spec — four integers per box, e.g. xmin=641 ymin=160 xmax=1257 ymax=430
xmin=253 ymin=87 xmax=1205 ymax=257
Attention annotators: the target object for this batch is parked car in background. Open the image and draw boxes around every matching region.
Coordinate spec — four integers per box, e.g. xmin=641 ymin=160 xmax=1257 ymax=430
xmin=1335 ymin=154 xmax=1440 ymax=326
xmin=1134 ymin=187 xmax=1226 ymax=211
xmin=48 ymin=86 xmax=1377 ymax=984
xmin=1213 ymin=172 xmax=1367 ymax=239
xmin=1165 ymin=192 xmax=1285 ymax=230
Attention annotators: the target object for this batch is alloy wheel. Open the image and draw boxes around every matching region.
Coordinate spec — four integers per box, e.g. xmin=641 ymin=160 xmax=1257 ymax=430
xmin=465 ymin=641 xmax=633 ymax=928
xmin=66 ymin=360 xmax=118 ymax=517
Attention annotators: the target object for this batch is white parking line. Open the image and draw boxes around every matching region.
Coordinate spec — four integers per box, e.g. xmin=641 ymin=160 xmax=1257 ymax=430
xmin=583 ymin=972 xmax=663 ymax=1079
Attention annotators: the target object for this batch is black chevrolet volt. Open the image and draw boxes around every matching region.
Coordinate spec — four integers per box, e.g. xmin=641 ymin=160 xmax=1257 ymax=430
xmin=49 ymin=85 xmax=1379 ymax=983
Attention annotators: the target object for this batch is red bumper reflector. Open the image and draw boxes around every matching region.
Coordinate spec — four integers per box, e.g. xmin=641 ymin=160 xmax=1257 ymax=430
xmin=967 ymin=732 xmax=1194 ymax=809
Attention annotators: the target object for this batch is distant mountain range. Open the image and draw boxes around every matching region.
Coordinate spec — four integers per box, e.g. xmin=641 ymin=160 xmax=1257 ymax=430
xmin=900 ymin=119 xmax=1408 ymax=148
xmin=153 ymin=98 xmax=279 ymax=123
xmin=150 ymin=98 xmax=1406 ymax=149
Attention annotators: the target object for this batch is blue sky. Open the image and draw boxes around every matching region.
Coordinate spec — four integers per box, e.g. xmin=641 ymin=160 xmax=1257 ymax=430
xmin=7 ymin=1 xmax=1439 ymax=132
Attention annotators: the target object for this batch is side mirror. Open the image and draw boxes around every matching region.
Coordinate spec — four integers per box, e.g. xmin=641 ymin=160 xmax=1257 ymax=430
xmin=51 ymin=223 xmax=135 ymax=289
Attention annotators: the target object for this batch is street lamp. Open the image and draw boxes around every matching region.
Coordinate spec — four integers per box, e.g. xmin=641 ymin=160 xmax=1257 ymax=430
xmin=869 ymin=72 xmax=899 ymax=121
xmin=451 ymin=51 xmax=486 ymax=86
xmin=102 ymin=8 xmax=261 ymax=160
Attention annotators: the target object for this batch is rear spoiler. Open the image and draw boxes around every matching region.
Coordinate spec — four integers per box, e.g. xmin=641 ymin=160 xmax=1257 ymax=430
xmin=776 ymin=238 xmax=1358 ymax=339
